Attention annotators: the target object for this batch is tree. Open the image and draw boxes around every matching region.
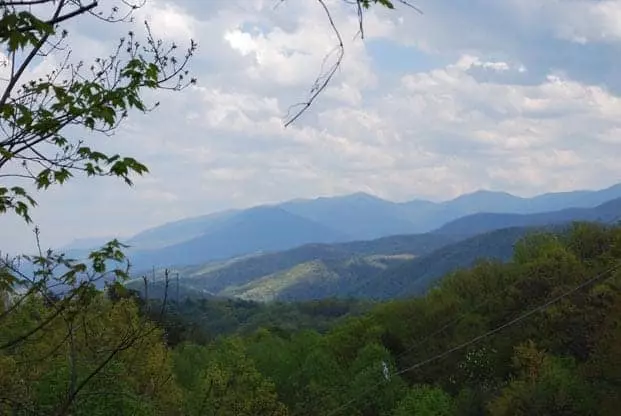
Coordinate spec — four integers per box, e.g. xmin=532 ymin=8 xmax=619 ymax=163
xmin=0 ymin=0 xmax=411 ymax=413
xmin=172 ymin=339 xmax=287 ymax=415
xmin=393 ymin=384 xmax=455 ymax=416
xmin=0 ymin=1 xmax=196 ymax=413
xmin=487 ymin=341 xmax=595 ymax=415
xmin=345 ymin=342 xmax=406 ymax=415
xmin=0 ymin=291 xmax=183 ymax=414
xmin=0 ymin=0 xmax=196 ymax=224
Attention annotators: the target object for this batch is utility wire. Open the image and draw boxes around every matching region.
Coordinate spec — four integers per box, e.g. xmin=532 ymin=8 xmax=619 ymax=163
xmin=395 ymin=261 xmax=620 ymax=374
xmin=387 ymin=220 xmax=621 ymax=366
xmin=326 ymin=260 xmax=621 ymax=416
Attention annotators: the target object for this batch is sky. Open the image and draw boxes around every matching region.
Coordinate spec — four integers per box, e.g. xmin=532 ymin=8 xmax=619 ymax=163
xmin=2 ymin=0 xmax=621 ymax=253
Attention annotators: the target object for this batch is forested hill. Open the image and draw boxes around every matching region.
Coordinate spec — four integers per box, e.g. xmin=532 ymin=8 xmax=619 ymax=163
xmin=130 ymin=223 xmax=593 ymax=303
xmin=354 ymin=226 xmax=537 ymax=299
xmin=435 ymin=196 xmax=621 ymax=237
xmin=125 ymin=231 xmax=458 ymax=300
xmin=155 ymin=222 xmax=621 ymax=415
xmin=7 ymin=222 xmax=618 ymax=414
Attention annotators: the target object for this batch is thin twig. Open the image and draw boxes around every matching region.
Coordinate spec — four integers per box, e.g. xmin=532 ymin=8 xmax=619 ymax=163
xmin=284 ymin=0 xmax=344 ymax=127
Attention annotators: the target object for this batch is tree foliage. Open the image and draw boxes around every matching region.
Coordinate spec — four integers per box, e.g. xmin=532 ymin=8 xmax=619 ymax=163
xmin=0 ymin=0 xmax=196 ymax=413
xmin=2 ymin=223 xmax=621 ymax=414
xmin=0 ymin=0 xmax=196 ymax=223
xmin=161 ymin=223 xmax=620 ymax=416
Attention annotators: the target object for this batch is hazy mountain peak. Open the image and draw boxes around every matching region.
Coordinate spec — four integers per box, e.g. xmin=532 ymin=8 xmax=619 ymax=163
xmin=283 ymin=191 xmax=387 ymax=206
xmin=448 ymin=189 xmax=521 ymax=202
xmin=243 ymin=204 xmax=289 ymax=216
xmin=345 ymin=191 xmax=383 ymax=200
xmin=121 ymin=182 xmax=621 ymax=271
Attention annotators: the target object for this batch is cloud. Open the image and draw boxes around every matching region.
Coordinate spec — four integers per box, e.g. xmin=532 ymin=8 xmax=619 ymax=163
xmin=513 ymin=0 xmax=621 ymax=45
xmin=2 ymin=0 xmax=621 ymax=253
xmin=136 ymin=1 xmax=198 ymax=42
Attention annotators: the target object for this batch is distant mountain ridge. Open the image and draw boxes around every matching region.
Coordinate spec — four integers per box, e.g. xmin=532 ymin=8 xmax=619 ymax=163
xmin=435 ymin=196 xmax=621 ymax=237
xmin=129 ymin=206 xmax=349 ymax=269
xmin=165 ymin=231 xmax=459 ymax=299
xmin=60 ymin=182 xmax=621 ymax=271
xmin=133 ymin=197 xmax=621 ymax=303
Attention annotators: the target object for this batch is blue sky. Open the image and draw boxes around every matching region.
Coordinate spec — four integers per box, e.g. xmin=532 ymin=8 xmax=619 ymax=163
xmin=1 ymin=0 xmax=621 ymax=253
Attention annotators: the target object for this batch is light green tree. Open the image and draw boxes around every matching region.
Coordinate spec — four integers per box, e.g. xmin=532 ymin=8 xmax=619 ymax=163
xmin=393 ymin=384 xmax=455 ymax=416
xmin=173 ymin=338 xmax=287 ymax=415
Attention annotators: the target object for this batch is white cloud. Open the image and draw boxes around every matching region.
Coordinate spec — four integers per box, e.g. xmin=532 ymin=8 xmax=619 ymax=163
xmin=136 ymin=1 xmax=198 ymax=42
xmin=545 ymin=0 xmax=621 ymax=44
xmin=455 ymin=55 xmax=512 ymax=72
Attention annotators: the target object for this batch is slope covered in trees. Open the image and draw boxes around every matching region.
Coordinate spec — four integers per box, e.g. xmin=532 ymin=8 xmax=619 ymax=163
xmin=123 ymin=197 xmax=621 ymax=303
xmin=4 ymin=222 xmax=621 ymax=414
xmin=172 ymin=222 xmax=621 ymax=415
xmin=436 ymin=196 xmax=621 ymax=237
xmin=125 ymin=231 xmax=457 ymax=301
xmin=129 ymin=225 xmax=553 ymax=302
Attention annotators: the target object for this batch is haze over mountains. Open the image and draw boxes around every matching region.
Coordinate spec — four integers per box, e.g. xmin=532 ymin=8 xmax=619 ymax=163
xmin=436 ymin=196 xmax=621 ymax=237
xmin=86 ymin=182 xmax=621 ymax=304
xmin=124 ymin=224 xmax=559 ymax=303
xmin=63 ymin=183 xmax=621 ymax=272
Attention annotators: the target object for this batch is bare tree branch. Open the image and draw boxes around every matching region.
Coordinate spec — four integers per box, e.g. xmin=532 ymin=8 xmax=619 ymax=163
xmin=284 ymin=0 xmax=344 ymax=127
xmin=283 ymin=0 xmax=421 ymax=127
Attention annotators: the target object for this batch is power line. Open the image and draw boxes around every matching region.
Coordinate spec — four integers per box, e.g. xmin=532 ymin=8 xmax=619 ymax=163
xmin=326 ymin=260 xmax=621 ymax=416
xmin=396 ymin=262 xmax=620 ymax=374
xmin=387 ymin=221 xmax=621 ymax=366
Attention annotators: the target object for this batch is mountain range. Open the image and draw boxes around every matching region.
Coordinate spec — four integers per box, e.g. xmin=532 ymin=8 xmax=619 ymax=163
xmin=125 ymin=195 xmax=621 ymax=303
xmin=435 ymin=195 xmax=621 ymax=237
xmin=62 ymin=182 xmax=621 ymax=272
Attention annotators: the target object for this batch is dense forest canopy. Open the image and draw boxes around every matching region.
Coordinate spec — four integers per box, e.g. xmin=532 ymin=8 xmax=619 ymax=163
xmin=2 ymin=222 xmax=621 ymax=414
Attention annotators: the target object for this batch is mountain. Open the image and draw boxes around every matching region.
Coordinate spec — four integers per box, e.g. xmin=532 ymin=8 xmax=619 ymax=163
xmin=129 ymin=206 xmax=348 ymax=269
xmin=334 ymin=232 xmax=461 ymax=256
xmin=278 ymin=192 xmax=420 ymax=240
xmin=397 ymin=183 xmax=621 ymax=232
xmin=85 ymin=182 xmax=621 ymax=271
xmin=61 ymin=236 xmax=119 ymax=251
xmin=209 ymin=224 xmax=584 ymax=302
xmin=162 ymin=232 xmax=458 ymax=299
xmin=275 ymin=183 xmax=621 ymax=242
xmin=525 ymin=183 xmax=621 ymax=212
xmin=131 ymin=212 xmax=616 ymax=303
xmin=355 ymin=226 xmax=538 ymax=299
xmin=224 ymin=226 xmax=539 ymax=302
xmin=178 ymin=244 xmax=356 ymax=296
xmin=156 ymin=195 xmax=620 ymax=302
xmin=435 ymin=196 xmax=621 ymax=237
xmin=125 ymin=277 xmax=220 ymax=301
xmin=126 ymin=209 xmax=239 ymax=250
xmin=222 ymin=256 xmax=404 ymax=302
xmin=155 ymin=226 xmax=537 ymax=303
xmin=439 ymin=190 xmax=527 ymax=213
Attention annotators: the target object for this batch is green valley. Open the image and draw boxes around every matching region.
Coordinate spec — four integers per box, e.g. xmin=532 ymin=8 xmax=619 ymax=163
xmin=5 ymin=222 xmax=621 ymax=414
